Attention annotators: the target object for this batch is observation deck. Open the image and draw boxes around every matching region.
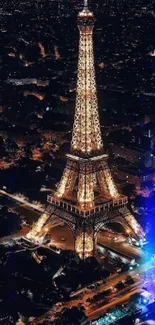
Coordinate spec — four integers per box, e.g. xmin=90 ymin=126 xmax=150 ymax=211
xmin=77 ymin=7 xmax=95 ymax=26
xmin=47 ymin=194 xmax=128 ymax=218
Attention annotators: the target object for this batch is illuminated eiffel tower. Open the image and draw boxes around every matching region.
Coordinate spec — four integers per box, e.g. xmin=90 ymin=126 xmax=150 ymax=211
xmin=26 ymin=0 xmax=144 ymax=259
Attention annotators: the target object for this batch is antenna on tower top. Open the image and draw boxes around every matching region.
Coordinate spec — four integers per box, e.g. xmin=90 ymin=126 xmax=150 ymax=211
xmin=84 ymin=0 xmax=88 ymax=9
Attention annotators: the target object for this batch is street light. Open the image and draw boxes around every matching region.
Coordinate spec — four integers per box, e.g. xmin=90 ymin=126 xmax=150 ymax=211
xmin=142 ymin=298 xmax=148 ymax=304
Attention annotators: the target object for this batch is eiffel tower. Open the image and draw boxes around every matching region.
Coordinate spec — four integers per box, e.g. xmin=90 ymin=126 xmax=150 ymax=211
xmin=26 ymin=0 xmax=144 ymax=259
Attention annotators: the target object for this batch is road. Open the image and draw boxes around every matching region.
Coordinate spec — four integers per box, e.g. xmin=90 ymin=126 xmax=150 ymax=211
xmin=87 ymin=287 xmax=142 ymax=321
xmin=0 ymin=191 xmax=42 ymax=224
xmin=30 ymin=258 xmax=155 ymax=324
xmin=98 ymin=232 xmax=145 ymax=260
xmin=0 ymin=190 xmax=44 ymax=212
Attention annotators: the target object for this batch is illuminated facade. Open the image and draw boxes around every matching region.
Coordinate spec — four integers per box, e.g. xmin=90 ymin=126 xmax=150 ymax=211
xmin=26 ymin=0 xmax=144 ymax=259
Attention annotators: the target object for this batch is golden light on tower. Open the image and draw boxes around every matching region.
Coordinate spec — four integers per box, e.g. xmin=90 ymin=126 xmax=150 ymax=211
xmin=25 ymin=0 xmax=145 ymax=259
xmin=71 ymin=3 xmax=103 ymax=157
xmin=75 ymin=233 xmax=94 ymax=258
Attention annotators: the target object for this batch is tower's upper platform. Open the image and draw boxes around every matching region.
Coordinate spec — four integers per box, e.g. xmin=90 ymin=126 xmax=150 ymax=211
xmin=77 ymin=0 xmax=95 ymax=25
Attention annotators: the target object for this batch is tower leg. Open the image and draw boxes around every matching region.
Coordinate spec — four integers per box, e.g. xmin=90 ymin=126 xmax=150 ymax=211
xmin=26 ymin=205 xmax=55 ymax=241
xmin=118 ymin=206 xmax=145 ymax=239
xmin=74 ymin=227 xmax=96 ymax=259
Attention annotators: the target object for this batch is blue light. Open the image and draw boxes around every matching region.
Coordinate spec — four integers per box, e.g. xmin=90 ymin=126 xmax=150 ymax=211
xmin=138 ymin=191 xmax=155 ymax=259
xmin=143 ymin=298 xmax=148 ymax=304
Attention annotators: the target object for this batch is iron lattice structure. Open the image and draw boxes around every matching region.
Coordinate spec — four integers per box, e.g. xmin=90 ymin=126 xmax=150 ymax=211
xmin=26 ymin=1 xmax=144 ymax=259
xmin=71 ymin=11 xmax=103 ymax=156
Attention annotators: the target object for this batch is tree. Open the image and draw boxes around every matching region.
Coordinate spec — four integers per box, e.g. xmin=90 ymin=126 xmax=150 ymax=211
xmin=116 ymin=281 xmax=125 ymax=290
xmin=126 ymin=275 xmax=134 ymax=285
xmin=24 ymin=144 xmax=32 ymax=159
xmin=56 ymin=307 xmax=87 ymax=325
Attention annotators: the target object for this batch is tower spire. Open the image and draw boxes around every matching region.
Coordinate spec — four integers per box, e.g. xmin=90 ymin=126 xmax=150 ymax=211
xmin=84 ymin=0 xmax=88 ymax=9
xmin=71 ymin=0 xmax=103 ymax=157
